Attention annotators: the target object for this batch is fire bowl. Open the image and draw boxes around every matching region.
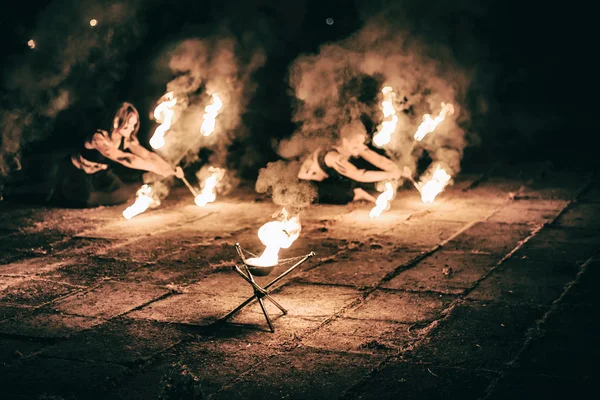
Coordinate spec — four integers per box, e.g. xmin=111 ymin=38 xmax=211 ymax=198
xmin=243 ymin=258 xmax=277 ymax=276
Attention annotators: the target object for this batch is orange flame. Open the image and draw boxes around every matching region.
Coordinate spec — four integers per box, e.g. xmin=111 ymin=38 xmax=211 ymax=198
xmin=122 ymin=185 xmax=160 ymax=219
xmin=369 ymin=182 xmax=396 ymax=218
xmin=28 ymin=39 xmax=36 ymax=49
xmin=373 ymin=86 xmax=398 ymax=147
xmin=414 ymin=102 xmax=455 ymax=141
xmin=418 ymin=165 xmax=452 ymax=203
xmin=200 ymin=93 xmax=223 ymax=136
xmin=194 ymin=166 xmax=226 ymax=207
xmin=149 ymin=92 xmax=177 ymax=149
xmin=245 ymin=208 xmax=301 ymax=267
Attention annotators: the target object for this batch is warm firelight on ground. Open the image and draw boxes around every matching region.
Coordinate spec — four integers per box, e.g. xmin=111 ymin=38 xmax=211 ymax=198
xmin=200 ymin=93 xmax=223 ymax=136
xmin=414 ymin=102 xmax=455 ymax=141
xmin=418 ymin=165 xmax=452 ymax=203
xmin=245 ymin=208 xmax=301 ymax=267
xmin=122 ymin=185 xmax=160 ymax=219
xmin=372 ymin=86 xmax=398 ymax=148
xmin=369 ymin=182 xmax=396 ymax=218
xmin=194 ymin=167 xmax=226 ymax=207
xmin=149 ymin=92 xmax=177 ymax=149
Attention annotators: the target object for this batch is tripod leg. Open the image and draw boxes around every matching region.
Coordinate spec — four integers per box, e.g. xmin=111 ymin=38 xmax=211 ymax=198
xmin=256 ymin=296 xmax=275 ymax=333
xmin=262 ymin=293 xmax=287 ymax=315
xmin=222 ymin=294 xmax=257 ymax=321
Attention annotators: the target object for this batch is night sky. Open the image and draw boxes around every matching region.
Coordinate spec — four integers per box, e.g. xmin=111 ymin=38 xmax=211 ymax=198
xmin=0 ymin=0 xmax=593 ymax=182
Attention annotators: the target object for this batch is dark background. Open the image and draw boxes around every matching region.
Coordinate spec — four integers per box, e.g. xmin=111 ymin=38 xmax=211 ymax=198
xmin=0 ymin=0 xmax=595 ymax=181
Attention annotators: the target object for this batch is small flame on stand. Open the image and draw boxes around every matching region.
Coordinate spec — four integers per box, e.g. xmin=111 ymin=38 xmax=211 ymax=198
xmin=372 ymin=86 xmax=398 ymax=148
xmin=414 ymin=102 xmax=454 ymax=141
xmin=200 ymin=93 xmax=223 ymax=136
xmin=369 ymin=182 xmax=396 ymax=218
xmin=149 ymin=92 xmax=177 ymax=149
xmin=194 ymin=167 xmax=226 ymax=207
xmin=418 ymin=165 xmax=452 ymax=203
xmin=122 ymin=184 xmax=160 ymax=219
xmin=245 ymin=208 xmax=301 ymax=267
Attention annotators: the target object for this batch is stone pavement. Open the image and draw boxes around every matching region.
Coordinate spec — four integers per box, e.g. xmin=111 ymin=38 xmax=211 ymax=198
xmin=0 ymin=162 xmax=598 ymax=399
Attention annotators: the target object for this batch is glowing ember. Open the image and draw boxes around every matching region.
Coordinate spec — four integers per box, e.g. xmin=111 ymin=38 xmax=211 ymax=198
xmin=414 ymin=102 xmax=454 ymax=141
xmin=122 ymin=185 xmax=160 ymax=219
xmin=246 ymin=208 xmax=301 ymax=267
xmin=418 ymin=165 xmax=452 ymax=203
xmin=369 ymin=182 xmax=396 ymax=218
xmin=89 ymin=19 xmax=98 ymax=27
xmin=27 ymin=39 xmax=36 ymax=49
xmin=194 ymin=166 xmax=226 ymax=207
xmin=373 ymin=86 xmax=398 ymax=148
xmin=149 ymin=92 xmax=177 ymax=149
xmin=200 ymin=93 xmax=223 ymax=136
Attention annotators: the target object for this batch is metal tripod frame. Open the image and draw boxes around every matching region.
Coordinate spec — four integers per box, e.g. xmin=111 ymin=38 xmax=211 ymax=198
xmin=221 ymin=243 xmax=315 ymax=332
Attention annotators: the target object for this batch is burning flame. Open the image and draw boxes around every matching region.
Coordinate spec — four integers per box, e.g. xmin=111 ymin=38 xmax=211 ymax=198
xmin=373 ymin=86 xmax=398 ymax=148
xmin=27 ymin=39 xmax=36 ymax=49
xmin=245 ymin=208 xmax=301 ymax=267
xmin=414 ymin=102 xmax=455 ymax=141
xmin=149 ymin=92 xmax=177 ymax=149
xmin=89 ymin=19 xmax=98 ymax=27
xmin=122 ymin=184 xmax=160 ymax=219
xmin=369 ymin=182 xmax=396 ymax=218
xmin=200 ymin=93 xmax=223 ymax=136
xmin=418 ymin=165 xmax=452 ymax=203
xmin=194 ymin=167 xmax=226 ymax=207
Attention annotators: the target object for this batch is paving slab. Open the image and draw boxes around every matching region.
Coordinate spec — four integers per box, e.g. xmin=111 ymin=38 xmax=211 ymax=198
xmin=0 ymin=338 xmax=47 ymax=366
xmin=560 ymin=259 xmax=600 ymax=306
xmin=554 ymin=203 xmax=600 ymax=230
xmin=40 ymin=256 xmax=149 ymax=286
xmin=488 ymin=199 xmax=567 ymax=225
xmin=409 ymin=300 xmax=546 ymax=369
xmin=0 ymin=278 xmax=80 ymax=307
xmin=487 ymin=373 xmax=592 ymax=400
xmin=299 ymin=248 xmax=422 ymax=288
xmin=0 ymin=357 xmax=128 ymax=400
xmin=384 ymin=220 xmax=469 ymax=249
xmin=467 ymin=257 xmax=580 ymax=305
xmin=511 ymin=236 xmax=597 ymax=266
xmin=346 ymin=362 xmax=498 ymax=400
xmin=345 ymin=290 xmax=452 ymax=324
xmin=528 ymin=225 xmax=600 ymax=245
xmin=41 ymin=318 xmax=188 ymax=364
xmin=300 ymin=317 xmax=417 ymax=354
xmin=444 ymin=221 xmax=534 ymax=255
xmin=55 ymin=281 xmax=169 ymax=319
xmin=0 ymin=254 xmax=74 ymax=276
xmin=383 ymin=250 xmax=501 ymax=294
xmin=212 ymin=347 xmax=383 ymax=400
xmin=0 ymin=310 xmax=103 ymax=338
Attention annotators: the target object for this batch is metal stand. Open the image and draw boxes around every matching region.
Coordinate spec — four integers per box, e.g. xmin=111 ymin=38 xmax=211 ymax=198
xmin=221 ymin=243 xmax=315 ymax=332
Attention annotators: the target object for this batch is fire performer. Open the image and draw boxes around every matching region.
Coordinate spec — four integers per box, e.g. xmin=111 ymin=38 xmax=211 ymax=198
xmin=5 ymin=102 xmax=183 ymax=207
xmin=298 ymin=123 xmax=410 ymax=204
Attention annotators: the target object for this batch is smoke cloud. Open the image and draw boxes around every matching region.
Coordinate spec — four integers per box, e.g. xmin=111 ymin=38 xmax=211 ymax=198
xmin=255 ymin=160 xmax=317 ymax=211
xmin=143 ymin=31 xmax=266 ymax=196
xmin=277 ymin=13 xmax=472 ymax=184
xmin=0 ymin=0 xmax=146 ymax=178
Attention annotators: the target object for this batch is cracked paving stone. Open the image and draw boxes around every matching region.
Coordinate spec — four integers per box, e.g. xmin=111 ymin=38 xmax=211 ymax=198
xmin=41 ymin=318 xmax=188 ymax=364
xmin=560 ymin=259 xmax=600 ymax=306
xmin=345 ymin=290 xmax=452 ymax=324
xmin=347 ymin=362 xmax=498 ymax=400
xmin=383 ymin=250 xmax=501 ymax=294
xmin=212 ymin=347 xmax=383 ymax=400
xmin=299 ymin=248 xmax=421 ymax=288
xmin=0 ymin=356 xmax=128 ymax=400
xmin=55 ymin=281 xmax=169 ymax=319
xmin=409 ymin=300 xmax=546 ymax=369
xmin=0 ymin=279 xmax=79 ymax=307
xmin=0 ymin=254 xmax=73 ymax=276
xmin=554 ymin=203 xmax=600 ymax=230
xmin=99 ymin=235 xmax=205 ymax=262
xmin=300 ymin=317 xmax=417 ymax=353
xmin=40 ymin=256 xmax=149 ymax=286
xmin=515 ymin=304 xmax=595 ymax=378
xmin=98 ymin=339 xmax=279 ymax=400
xmin=488 ymin=200 xmax=567 ymax=225
xmin=512 ymin=236 xmax=597 ymax=265
xmin=0 ymin=338 xmax=47 ymax=366
xmin=444 ymin=221 xmax=534 ymax=255
xmin=385 ymin=220 xmax=469 ymax=249
xmin=0 ymin=310 xmax=103 ymax=338
xmin=467 ymin=257 xmax=580 ymax=306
